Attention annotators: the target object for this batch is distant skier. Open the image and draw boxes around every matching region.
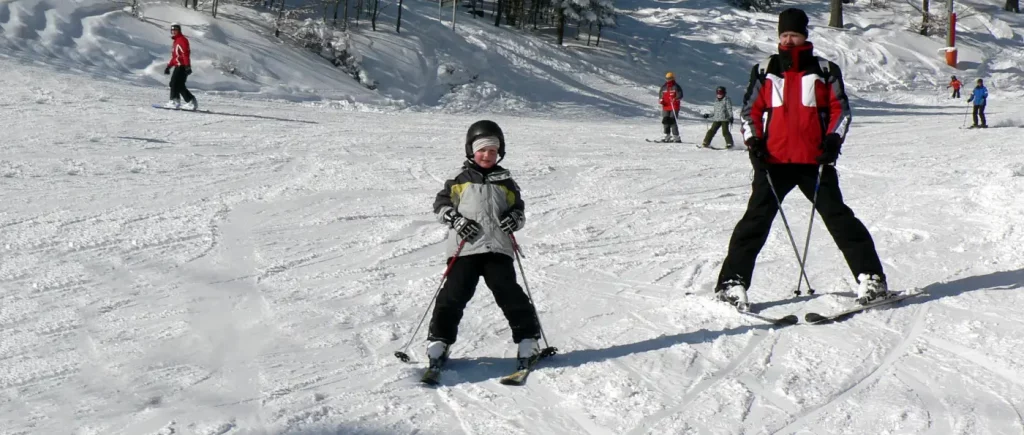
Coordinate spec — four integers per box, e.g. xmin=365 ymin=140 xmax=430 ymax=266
xmin=163 ymin=23 xmax=198 ymax=111
xmin=947 ymin=76 xmax=961 ymax=99
xmin=701 ymin=86 xmax=735 ymax=148
xmin=658 ymin=72 xmax=683 ymax=143
xmin=427 ymin=120 xmax=541 ymax=370
xmin=715 ymin=8 xmax=888 ymax=311
xmin=967 ymin=78 xmax=988 ymax=128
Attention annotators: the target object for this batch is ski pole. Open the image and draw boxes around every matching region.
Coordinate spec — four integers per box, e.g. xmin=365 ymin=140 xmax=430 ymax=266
xmin=509 ymin=234 xmax=558 ymax=358
xmin=764 ymin=169 xmax=815 ymax=294
xmin=394 ymin=239 xmax=467 ymax=363
xmin=794 ymin=164 xmax=824 ymax=296
xmin=670 ymin=100 xmax=681 ymax=142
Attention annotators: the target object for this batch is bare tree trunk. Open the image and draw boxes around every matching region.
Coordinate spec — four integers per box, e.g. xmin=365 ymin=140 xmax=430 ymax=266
xmin=595 ymin=23 xmax=602 ymax=46
xmin=1006 ymin=0 xmax=1020 ymax=12
xmin=829 ymin=0 xmax=843 ymax=28
xmin=920 ymin=0 xmax=930 ymax=35
xmin=344 ymin=0 xmax=351 ymax=29
xmin=586 ymin=22 xmax=592 ymax=45
xmin=397 ymin=0 xmax=404 ymax=32
xmin=371 ymin=0 xmax=378 ymax=30
xmin=495 ymin=0 xmax=503 ymax=26
xmin=275 ymin=0 xmax=286 ymax=37
xmin=556 ymin=8 xmax=565 ymax=45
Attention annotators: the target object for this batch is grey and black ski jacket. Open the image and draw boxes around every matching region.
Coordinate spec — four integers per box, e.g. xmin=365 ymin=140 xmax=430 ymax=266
xmin=709 ymin=97 xmax=735 ymax=122
xmin=433 ymin=161 xmax=525 ymax=259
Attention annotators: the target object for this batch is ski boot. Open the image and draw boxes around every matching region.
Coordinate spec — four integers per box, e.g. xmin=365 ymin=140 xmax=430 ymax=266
xmin=163 ymin=99 xmax=181 ymax=109
xmin=855 ymin=273 xmax=889 ymax=305
xmin=715 ymin=279 xmax=750 ymax=312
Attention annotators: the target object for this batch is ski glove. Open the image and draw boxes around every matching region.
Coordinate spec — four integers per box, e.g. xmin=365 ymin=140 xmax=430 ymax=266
xmin=817 ymin=133 xmax=842 ymax=164
xmin=499 ymin=209 xmax=525 ymax=235
xmin=164 ymin=66 xmax=171 ymax=75
xmin=443 ymin=209 xmax=482 ymax=242
xmin=745 ymin=137 xmax=769 ymax=170
xmin=184 ymin=66 xmax=192 ymax=75
xmin=702 ymin=113 xmax=710 ymax=119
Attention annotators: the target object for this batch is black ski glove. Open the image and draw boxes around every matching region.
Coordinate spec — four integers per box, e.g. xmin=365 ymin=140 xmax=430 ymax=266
xmin=745 ymin=137 xmax=769 ymax=170
xmin=817 ymin=133 xmax=842 ymax=164
xmin=499 ymin=209 xmax=525 ymax=235
xmin=702 ymin=113 xmax=710 ymax=119
xmin=443 ymin=209 xmax=482 ymax=242
xmin=184 ymin=66 xmax=192 ymax=75
xmin=164 ymin=66 xmax=171 ymax=75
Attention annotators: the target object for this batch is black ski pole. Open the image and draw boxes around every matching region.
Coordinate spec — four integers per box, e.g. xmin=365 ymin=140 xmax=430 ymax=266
xmin=764 ymin=169 xmax=815 ymax=294
xmin=509 ymin=234 xmax=558 ymax=358
xmin=394 ymin=239 xmax=467 ymax=363
xmin=794 ymin=164 xmax=824 ymax=296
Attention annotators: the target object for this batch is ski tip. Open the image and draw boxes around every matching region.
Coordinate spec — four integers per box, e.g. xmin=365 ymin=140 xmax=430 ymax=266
xmin=804 ymin=312 xmax=827 ymax=323
xmin=777 ymin=315 xmax=799 ymax=325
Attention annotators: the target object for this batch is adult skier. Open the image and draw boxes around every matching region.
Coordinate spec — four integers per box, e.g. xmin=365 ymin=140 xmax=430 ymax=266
xmin=164 ymin=23 xmax=198 ymax=111
xmin=658 ymin=72 xmax=683 ymax=143
xmin=714 ymin=8 xmax=888 ymax=311
xmin=701 ymin=86 xmax=735 ymax=148
xmin=967 ymin=78 xmax=988 ymax=128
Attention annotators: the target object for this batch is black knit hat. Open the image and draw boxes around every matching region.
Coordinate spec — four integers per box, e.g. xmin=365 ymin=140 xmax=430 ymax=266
xmin=778 ymin=8 xmax=809 ymax=37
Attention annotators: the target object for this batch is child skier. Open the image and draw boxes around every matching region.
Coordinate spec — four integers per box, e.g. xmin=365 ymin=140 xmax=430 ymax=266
xmin=427 ymin=120 xmax=542 ymax=371
xmin=948 ymin=76 xmax=961 ymax=99
xmin=701 ymin=86 xmax=735 ymax=148
xmin=658 ymin=72 xmax=684 ymax=143
xmin=967 ymin=79 xmax=988 ymax=128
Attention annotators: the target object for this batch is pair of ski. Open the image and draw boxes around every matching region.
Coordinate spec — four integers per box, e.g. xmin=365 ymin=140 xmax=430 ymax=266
xmin=421 ymin=349 xmax=553 ymax=386
xmin=730 ymin=290 xmax=922 ymax=326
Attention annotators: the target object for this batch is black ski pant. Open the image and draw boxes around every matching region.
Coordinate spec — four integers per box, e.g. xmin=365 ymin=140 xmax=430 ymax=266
xmin=169 ymin=66 xmax=194 ymax=103
xmin=702 ymin=121 xmax=734 ymax=146
xmin=661 ymin=110 xmax=679 ymax=136
xmin=428 ymin=253 xmax=540 ymax=345
xmin=716 ymin=164 xmax=884 ymax=289
xmin=972 ymin=104 xmax=986 ymax=126
xmin=951 ymin=88 xmax=960 ymax=98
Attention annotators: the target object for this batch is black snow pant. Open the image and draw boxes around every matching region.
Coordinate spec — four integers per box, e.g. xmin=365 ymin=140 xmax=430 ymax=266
xmin=169 ymin=66 xmax=195 ymax=103
xmin=427 ymin=253 xmax=541 ymax=345
xmin=702 ymin=121 xmax=734 ymax=147
xmin=662 ymin=110 xmax=679 ymax=136
xmin=951 ymin=88 xmax=960 ymax=98
xmin=716 ymin=164 xmax=884 ymax=289
xmin=972 ymin=104 xmax=987 ymax=126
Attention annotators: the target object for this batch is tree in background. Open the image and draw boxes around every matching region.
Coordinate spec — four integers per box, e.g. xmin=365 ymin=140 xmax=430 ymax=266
xmin=829 ymin=0 xmax=844 ymax=27
xmin=1007 ymin=0 xmax=1020 ymax=13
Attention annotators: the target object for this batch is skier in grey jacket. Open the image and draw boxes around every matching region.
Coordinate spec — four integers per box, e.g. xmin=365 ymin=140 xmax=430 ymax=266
xmin=701 ymin=86 xmax=735 ymax=148
xmin=426 ymin=120 xmax=542 ymax=366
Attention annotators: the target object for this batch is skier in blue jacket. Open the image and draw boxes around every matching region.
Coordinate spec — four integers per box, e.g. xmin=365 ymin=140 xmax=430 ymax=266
xmin=967 ymin=79 xmax=988 ymax=128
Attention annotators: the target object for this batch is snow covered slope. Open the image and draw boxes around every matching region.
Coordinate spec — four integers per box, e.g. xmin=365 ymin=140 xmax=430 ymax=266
xmin=3 ymin=53 xmax=1024 ymax=434
xmin=2 ymin=0 xmax=1022 ymax=113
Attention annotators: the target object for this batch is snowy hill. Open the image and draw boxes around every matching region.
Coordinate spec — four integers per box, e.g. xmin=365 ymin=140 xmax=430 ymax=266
xmin=3 ymin=0 xmax=1024 ymax=113
xmin=3 ymin=0 xmax=1024 ymax=434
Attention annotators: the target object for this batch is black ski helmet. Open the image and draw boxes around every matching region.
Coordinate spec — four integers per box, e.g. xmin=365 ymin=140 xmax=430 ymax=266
xmin=716 ymin=86 xmax=726 ymax=95
xmin=465 ymin=120 xmax=505 ymax=159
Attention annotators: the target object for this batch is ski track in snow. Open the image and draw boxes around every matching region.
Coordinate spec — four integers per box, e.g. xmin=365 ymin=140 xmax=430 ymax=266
xmin=4 ymin=12 xmax=1024 ymax=433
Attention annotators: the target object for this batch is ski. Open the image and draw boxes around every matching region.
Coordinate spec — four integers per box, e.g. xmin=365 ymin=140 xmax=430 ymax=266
xmin=738 ymin=310 xmax=799 ymax=326
xmin=420 ymin=357 xmax=450 ymax=386
xmin=499 ymin=355 xmax=542 ymax=386
xmin=151 ymin=104 xmax=208 ymax=113
xmin=803 ymin=291 xmax=923 ymax=325
xmin=646 ymin=138 xmax=681 ymax=143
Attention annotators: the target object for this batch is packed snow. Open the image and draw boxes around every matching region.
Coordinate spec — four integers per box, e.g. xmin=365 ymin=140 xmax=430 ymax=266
xmin=2 ymin=0 xmax=1024 ymax=434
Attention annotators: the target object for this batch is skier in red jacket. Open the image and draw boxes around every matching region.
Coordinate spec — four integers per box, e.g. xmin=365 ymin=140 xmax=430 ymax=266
xmin=658 ymin=72 xmax=683 ymax=142
xmin=714 ymin=8 xmax=887 ymax=312
xmin=163 ymin=23 xmax=197 ymax=110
